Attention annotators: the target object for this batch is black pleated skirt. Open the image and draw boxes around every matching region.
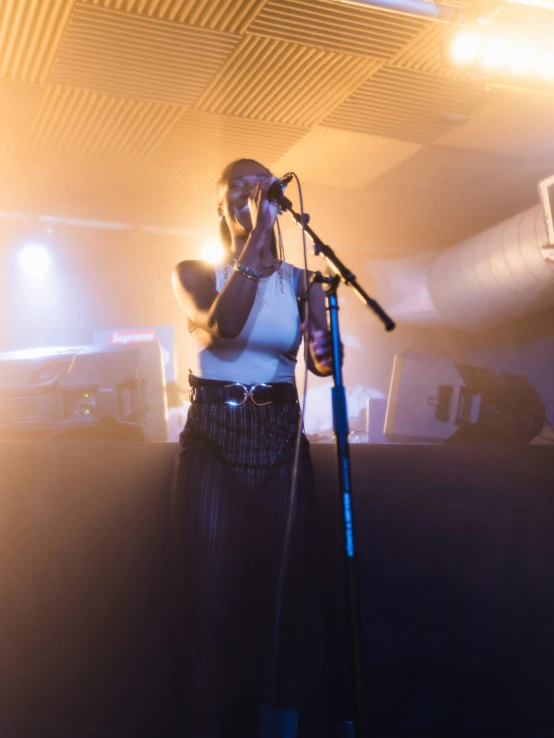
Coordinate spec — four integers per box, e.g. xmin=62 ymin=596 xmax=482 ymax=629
xmin=170 ymin=384 xmax=330 ymax=738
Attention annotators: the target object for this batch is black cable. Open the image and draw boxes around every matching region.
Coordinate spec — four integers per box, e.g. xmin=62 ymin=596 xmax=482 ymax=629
xmin=267 ymin=172 xmax=310 ymax=708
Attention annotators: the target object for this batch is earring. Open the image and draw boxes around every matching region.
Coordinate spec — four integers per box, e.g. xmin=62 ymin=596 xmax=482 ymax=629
xmin=217 ymin=207 xmax=224 ymax=222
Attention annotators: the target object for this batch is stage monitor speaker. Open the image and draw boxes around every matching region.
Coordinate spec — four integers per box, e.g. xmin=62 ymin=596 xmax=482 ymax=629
xmin=384 ymin=351 xmax=545 ymax=444
xmin=0 ymin=342 xmax=168 ymax=441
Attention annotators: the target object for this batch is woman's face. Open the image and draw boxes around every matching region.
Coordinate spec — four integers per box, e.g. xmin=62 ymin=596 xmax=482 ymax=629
xmin=219 ymin=160 xmax=272 ymax=237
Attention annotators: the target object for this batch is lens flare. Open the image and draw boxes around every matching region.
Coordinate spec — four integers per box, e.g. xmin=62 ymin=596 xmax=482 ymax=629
xmin=480 ymin=37 xmax=510 ymax=71
xmin=509 ymin=45 xmax=536 ymax=75
xmin=539 ymin=50 xmax=554 ymax=79
xmin=17 ymin=244 xmax=52 ymax=276
xmin=505 ymin=0 xmax=554 ymax=9
xmin=201 ymin=240 xmax=225 ymax=264
xmin=447 ymin=22 xmax=554 ymax=86
xmin=450 ymin=30 xmax=481 ymax=65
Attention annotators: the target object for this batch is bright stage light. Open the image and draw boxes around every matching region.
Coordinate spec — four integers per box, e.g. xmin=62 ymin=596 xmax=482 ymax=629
xmin=506 ymin=0 xmax=554 ymax=9
xmin=17 ymin=244 xmax=52 ymax=275
xmin=447 ymin=23 xmax=554 ymax=88
xmin=450 ymin=30 xmax=481 ymax=65
xmin=509 ymin=45 xmax=537 ymax=75
xmin=201 ymin=240 xmax=225 ymax=264
xmin=539 ymin=50 xmax=554 ymax=78
xmin=481 ymin=37 xmax=511 ymax=70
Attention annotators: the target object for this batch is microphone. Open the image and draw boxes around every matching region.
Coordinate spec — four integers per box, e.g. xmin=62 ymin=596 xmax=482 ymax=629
xmin=267 ymin=174 xmax=293 ymax=210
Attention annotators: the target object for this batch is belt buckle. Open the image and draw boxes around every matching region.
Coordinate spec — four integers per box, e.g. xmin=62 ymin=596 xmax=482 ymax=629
xmin=224 ymin=383 xmax=273 ymax=407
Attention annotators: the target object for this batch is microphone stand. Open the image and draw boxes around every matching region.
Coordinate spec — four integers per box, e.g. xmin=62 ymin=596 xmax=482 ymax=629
xmin=282 ymin=198 xmax=395 ymax=738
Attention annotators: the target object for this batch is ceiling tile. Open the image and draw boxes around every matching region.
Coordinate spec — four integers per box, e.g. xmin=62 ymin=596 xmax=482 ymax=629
xmin=150 ymin=109 xmax=307 ymax=173
xmin=0 ymin=0 xmax=75 ymax=83
xmin=0 ymin=0 xmax=549 ymax=238
xmin=248 ymin=0 xmax=429 ymax=59
xmin=147 ymin=162 xmax=219 ymax=193
xmin=392 ymin=20 xmax=475 ymax=80
xmin=437 ymin=90 xmax=554 ymax=159
xmin=28 ymin=84 xmax=184 ymax=161
xmin=80 ymin=0 xmax=268 ymax=33
xmin=0 ymin=81 xmax=45 ymax=144
xmin=195 ymin=34 xmax=381 ymax=128
xmin=323 ymin=65 xmax=494 ymax=144
xmin=272 ymin=126 xmax=422 ymax=189
xmin=50 ymin=3 xmax=239 ymax=105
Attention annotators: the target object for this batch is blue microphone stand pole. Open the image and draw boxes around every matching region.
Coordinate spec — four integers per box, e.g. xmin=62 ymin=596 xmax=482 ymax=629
xmin=284 ymin=199 xmax=395 ymax=738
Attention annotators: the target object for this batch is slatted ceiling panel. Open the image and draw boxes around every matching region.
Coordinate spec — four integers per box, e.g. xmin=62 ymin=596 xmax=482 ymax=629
xmin=272 ymin=126 xmax=423 ymax=189
xmin=50 ymin=4 xmax=239 ymax=106
xmin=147 ymin=162 xmax=218 ymax=193
xmin=80 ymin=0 xmax=268 ymax=33
xmin=323 ymin=65 xmax=494 ymax=144
xmin=151 ymin=110 xmax=307 ymax=173
xmin=195 ymin=35 xmax=381 ymax=128
xmin=248 ymin=0 xmax=429 ymax=59
xmin=392 ymin=21 xmax=479 ymax=81
xmin=28 ymin=85 xmax=184 ymax=160
xmin=167 ymin=0 xmax=267 ymax=32
xmin=0 ymin=0 xmax=75 ymax=83
xmin=0 ymin=81 xmax=45 ymax=140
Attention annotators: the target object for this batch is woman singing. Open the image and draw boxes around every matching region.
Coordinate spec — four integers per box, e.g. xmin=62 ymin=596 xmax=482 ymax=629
xmin=171 ymin=158 xmax=335 ymax=737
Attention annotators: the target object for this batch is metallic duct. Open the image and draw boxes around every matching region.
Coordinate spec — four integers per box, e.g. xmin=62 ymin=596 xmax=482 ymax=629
xmin=335 ymin=0 xmax=458 ymax=21
xmin=427 ymin=204 xmax=554 ymax=329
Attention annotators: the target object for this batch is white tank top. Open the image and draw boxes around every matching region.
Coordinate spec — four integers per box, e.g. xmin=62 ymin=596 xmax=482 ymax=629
xmin=189 ymin=261 xmax=301 ymax=384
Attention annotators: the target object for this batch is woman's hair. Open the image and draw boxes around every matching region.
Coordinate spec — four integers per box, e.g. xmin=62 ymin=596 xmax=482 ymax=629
xmin=217 ymin=158 xmax=283 ymax=261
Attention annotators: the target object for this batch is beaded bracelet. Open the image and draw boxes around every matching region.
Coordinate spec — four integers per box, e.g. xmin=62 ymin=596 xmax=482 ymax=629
xmin=232 ymin=259 xmax=262 ymax=282
xmin=235 ymin=269 xmax=259 ymax=283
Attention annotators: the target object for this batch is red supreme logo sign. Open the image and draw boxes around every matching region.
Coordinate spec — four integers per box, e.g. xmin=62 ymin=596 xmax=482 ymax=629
xmin=110 ymin=330 xmax=157 ymax=345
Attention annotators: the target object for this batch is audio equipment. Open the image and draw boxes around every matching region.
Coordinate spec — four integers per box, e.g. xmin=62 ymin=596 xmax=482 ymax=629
xmin=385 ymin=350 xmax=545 ymax=443
xmin=0 ymin=342 xmax=168 ymax=441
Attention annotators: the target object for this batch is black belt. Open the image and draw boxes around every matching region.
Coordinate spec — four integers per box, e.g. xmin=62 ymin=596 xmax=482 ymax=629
xmin=189 ymin=381 xmax=298 ymax=406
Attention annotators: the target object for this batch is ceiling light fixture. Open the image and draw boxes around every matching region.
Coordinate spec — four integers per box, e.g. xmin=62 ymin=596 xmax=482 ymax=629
xmin=539 ymin=50 xmax=554 ymax=77
xmin=450 ymin=30 xmax=481 ymax=64
xmin=505 ymin=0 xmax=554 ymax=10
xmin=509 ymin=45 xmax=537 ymax=75
xmin=333 ymin=0 xmax=457 ymax=21
xmin=481 ymin=36 xmax=510 ymax=70
xmin=446 ymin=26 xmax=554 ymax=89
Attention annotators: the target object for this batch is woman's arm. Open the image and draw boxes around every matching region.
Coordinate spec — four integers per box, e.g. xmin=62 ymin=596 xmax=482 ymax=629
xmin=173 ymin=256 xmax=259 ymax=340
xmin=173 ymin=177 xmax=280 ymax=339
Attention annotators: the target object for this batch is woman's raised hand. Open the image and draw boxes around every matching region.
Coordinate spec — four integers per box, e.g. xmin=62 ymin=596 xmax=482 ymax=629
xmin=248 ymin=177 xmax=280 ymax=233
xmin=301 ymin=321 xmax=343 ymax=377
